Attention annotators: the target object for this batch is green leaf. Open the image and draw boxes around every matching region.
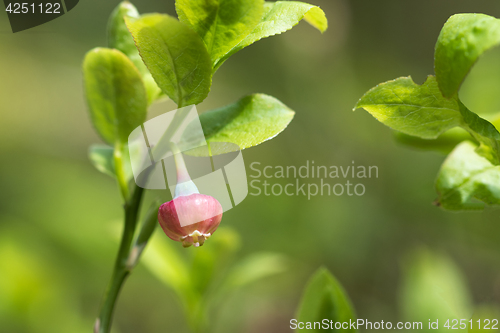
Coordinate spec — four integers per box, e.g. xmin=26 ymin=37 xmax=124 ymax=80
xmin=435 ymin=141 xmax=500 ymax=210
xmin=355 ymin=76 xmax=464 ymax=139
xmin=185 ymin=94 xmax=295 ymax=155
xmin=394 ymin=128 xmax=471 ymax=154
xmin=176 ymin=0 xmax=264 ymax=68
xmin=355 ymin=76 xmax=500 ymax=164
xmin=399 ymin=249 xmax=472 ymax=331
xmin=214 ymin=1 xmax=328 ymax=70
xmin=435 ymin=13 xmax=500 ymax=98
xmin=457 ymin=101 xmax=500 ymax=164
xmin=107 ymin=1 xmax=162 ymax=104
xmin=125 ymin=14 xmax=212 ymax=107
xmin=107 ymin=2 xmax=139 ymax=55
xmin=83 ymin=48 xmax=148 ymax=145
xmin=296 ymin=267 xmax=357 ymax=332
xmin=88 ymin=143 xmax=139 ymax=180
xmin=88 ymin=145 xmax=115 ymax=178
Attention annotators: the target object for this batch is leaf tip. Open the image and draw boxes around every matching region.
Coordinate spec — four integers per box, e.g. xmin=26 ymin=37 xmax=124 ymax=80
xmin=304 ymin=6 xmax=328 ymax=33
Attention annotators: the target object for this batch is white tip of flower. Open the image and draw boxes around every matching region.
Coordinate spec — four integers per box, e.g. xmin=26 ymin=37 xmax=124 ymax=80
xmin=191 ymin=230 xmax=203 ymax=237
xmin=179 ymin=230 xmax=211 ymax=245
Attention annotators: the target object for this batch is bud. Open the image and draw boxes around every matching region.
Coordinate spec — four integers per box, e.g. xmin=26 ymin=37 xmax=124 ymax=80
xmin=157 ymin=143 xmax=223 ymax=248
xmin=158 ymin=193 xmax=223 ymax=247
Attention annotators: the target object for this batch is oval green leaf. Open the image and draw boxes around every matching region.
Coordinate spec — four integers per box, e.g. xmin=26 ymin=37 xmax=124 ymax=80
xmin=215 ymin=1 xmax=328 ymax=70
xmin=435 ymin=13 xmax=500 ymax=98
xmin=355 ymin=75 xmax=500 ymax=164
xmin=83 ymin=48 xmax=148 ymax=145
xmin=125 ymin=14 xmax=212 ymax=107
xmin=436 ymin=141 xmax=500 ymax=211
xmin=176 ymin=0 xmax=264 ymax=67
xmin=184 ymin=94 xmax=295 ymax=155
xmin=107 ymin=1 xmax=163 ymax=104
xmin=355 ymin=76 xmax=465 ymax=139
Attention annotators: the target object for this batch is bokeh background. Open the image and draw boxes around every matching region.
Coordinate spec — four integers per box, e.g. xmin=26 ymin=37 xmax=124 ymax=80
xmin=2 ymin=0 xmax=500 ymax=332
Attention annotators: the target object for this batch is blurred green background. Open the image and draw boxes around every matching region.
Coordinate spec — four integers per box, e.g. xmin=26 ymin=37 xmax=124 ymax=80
xmin=2 ymin=0 xmax=500 ymax=332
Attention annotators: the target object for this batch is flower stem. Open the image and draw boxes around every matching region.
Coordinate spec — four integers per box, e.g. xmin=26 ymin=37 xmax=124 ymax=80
xmin=171 ymin=142 xmax=199 ymax=198
xmin=95 ymin=184 xmax=144 ymax=333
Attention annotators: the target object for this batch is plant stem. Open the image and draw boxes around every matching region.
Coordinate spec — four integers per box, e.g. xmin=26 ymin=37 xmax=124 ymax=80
xmin=95 ymin=103 xmax=189 ymax=332
xmin=95 ymin=184 xmax=144 ymax=333
xmin=113 ymin=142 xmax=130 ymax=200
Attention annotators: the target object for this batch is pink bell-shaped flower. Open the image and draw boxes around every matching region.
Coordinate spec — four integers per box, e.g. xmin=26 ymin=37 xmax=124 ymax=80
xmin=158 ymin=145 xmax=223 ymax=248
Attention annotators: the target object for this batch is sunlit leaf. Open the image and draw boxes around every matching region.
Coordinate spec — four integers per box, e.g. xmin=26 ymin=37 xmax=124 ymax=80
xmin=107 ymin=1 xmax=162 ymax=104
xmin=457 ymin=101 xmax=500 ymax=164
xmin=355 ymin=76 xmax=500 ymax=164
xmin=83 ymin=48 xmax=148 ymax=145
xmin=436 ymin=141 xmax=500 ymax=210
xmin=355 ymin=76 xmax=464 ymax=139
xmin=214 ymin=1 xmax=327 ymax=70
xmin=125 ymin=14 xmax=212 ymax=107
xmin=435 ymin=13 xmax=500 ymax=98
xmin=296 ymin=267 xmax=357 ymax=332
xmin=176 ymin=0 xmax=264 ymax=67
xmin=184 ymin=94 xmax=295 ymax=155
